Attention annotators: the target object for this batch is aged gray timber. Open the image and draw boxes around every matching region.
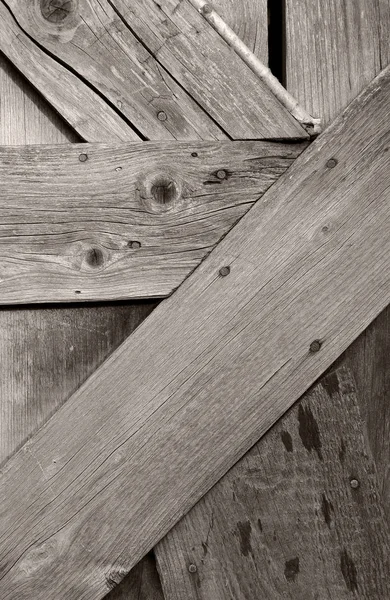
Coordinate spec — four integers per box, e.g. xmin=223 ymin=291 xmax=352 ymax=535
xmin=286 ymin=0 xmax=384 ymax=125
xmin=0 ymin=140 xmax=305 ymax=304
xmin=1 ymin=66 xmax=390 ymax=600
xmin=286 ymin=0 xmax=390 ymax=522
xmin=211 ymin=0 xmax=268 ymax=61
xmin=0 ymin=0 xmax=308 ymax=141
xmin=157 ymin=368 xmax=390 ymax=600
xmin=0 ymin=2 xmax=140 ymax=142
xmin=0 ymin=54 xmax=163 ymax=600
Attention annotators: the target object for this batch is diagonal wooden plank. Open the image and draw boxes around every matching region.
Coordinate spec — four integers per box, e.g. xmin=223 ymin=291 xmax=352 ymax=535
xmin=0 ymin=0 xmax=308 ymax=141
xmin=157 ymin=367 xmax=390 ymax=599
xmin=0 ymin=3 xmax=140 ymax=142
xmin=1 ymin=65 xmax=390 ymax=600
xmin=0 ymin=140 xmax=305 ymax=304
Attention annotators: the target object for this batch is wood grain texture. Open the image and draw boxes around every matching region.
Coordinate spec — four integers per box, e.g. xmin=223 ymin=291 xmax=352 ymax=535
xmin=1 ymin=65 xmax=390 ymax=600
xmin=157 ymin=367 xmax=390 ymax=600
xmin=286 ymin=0 xmax=390 ymax=523
xmin=0 ymin=140 xmax=305 ymax=303
xmin=0 ymin=53 xmax=164 ymax=600
xmin=0 ymin=2 xmax=140 ymax=142
xmin=1 ymin=0 xmax=228 ymax=142
xmin=286 ymin=0 xmax=383 ymax=125
xmin=92 ymin=0 xmax=307 ymax=139
xmin=211 ymin=0 xmax=268 ymax=62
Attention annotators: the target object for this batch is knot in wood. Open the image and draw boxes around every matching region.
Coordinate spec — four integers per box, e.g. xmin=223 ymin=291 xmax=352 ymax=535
xmin=151 ymin=178 xmax=178 ymax=206
xmin=41 ymin=0 xmax=76 ymax=23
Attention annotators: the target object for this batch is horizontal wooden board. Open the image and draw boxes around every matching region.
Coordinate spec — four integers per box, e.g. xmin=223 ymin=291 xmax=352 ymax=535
xmin=157 ymin=367 xmax=390 ymax=599
xmin=0 ymin=140 xmax=305 ymax=304
xmin=0 ymin=0 xmax=308 ymax=141
xmin=1 ymin=66 xmax=390 ymax=600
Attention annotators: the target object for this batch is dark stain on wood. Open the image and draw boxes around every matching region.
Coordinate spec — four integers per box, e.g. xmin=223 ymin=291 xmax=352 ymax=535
xmin=41 ymin=0 xmax=75 ymax=23
xmin=321 ymin=493 xmax=334 ymax=528
xmin=340 ymin=549 xmax=358 ymax=593
xmin=284 ymin=557 xmax=300 ymax=582
xmin=298 ymin=404 xmax=323 ymax=460
xmin=237 ymin=520 xmax=252 ymax=557
xmin=86 ymin=247 xmax=104 ymax=268
xmin=257 ymin=518 xmax=263 ymax=532
xmin=281 ymin=430 xmax=293 ymax=452
xmin=322 ymin=370 xmax=340 ymax=396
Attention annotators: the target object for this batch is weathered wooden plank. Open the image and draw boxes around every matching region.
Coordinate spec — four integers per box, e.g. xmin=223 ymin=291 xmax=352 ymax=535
xmin=286 ymin=0 xmax=390 ymax=522
xmin=0 ymin=65 xmax=390 ymax=600
xmin=0 ymin=140 xmax=305 ymax=304
xmin=0 ymin=54 xmax=164 ymax=600
xmin=211 ymin=0 xmax=268 ymax=62
xmin=0 ymin=2 xmax=140 ymax=142
xmin=286 ymin=0 xmax=383 ymax=125
xmin=157 ymin=367 xmax=390 ymax=599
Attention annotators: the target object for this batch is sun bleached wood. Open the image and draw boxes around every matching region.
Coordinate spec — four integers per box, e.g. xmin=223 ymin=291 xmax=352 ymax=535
xmin=0 ymin=140 xmax=305 ymax=304
xmin=0 ymin=2 xmax=140 ymax=142
xmin=0 ymin=65 xmax=390 ymax=600
xmin=209 ymin=0 xmax=268 ymax=62
xmin=157 ymin=367 xmax=390 ymax=599
xmin=93 ymin=0 xmax=308 ymax=139
xmin=0 ymin=54 xmax=164 ymax=600
xmin=286 ymin=0 xmax=383 ymax=125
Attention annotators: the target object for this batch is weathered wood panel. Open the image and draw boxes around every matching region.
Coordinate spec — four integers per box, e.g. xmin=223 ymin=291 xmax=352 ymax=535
xmin=0 ymin=54 xmax=163 ymax=600
xmin=157 ymin=368 xmax=390 ymax=600
xmin=0 ymin=0 xmax=307 ymax=140
xmin=211 ymin=0 xmax=268 ymax=61
xmin=0 ymin=2 xmax=140 ymax=142
xmin=1 ymin=66 xmax=390 ymax=600
xmin=286 ymin=0 xmax=383 ymax=125
xmin=0 ymin=140 xmax=305 ymax=303
xmin=286 ymin=0 xmax=390 ymax=521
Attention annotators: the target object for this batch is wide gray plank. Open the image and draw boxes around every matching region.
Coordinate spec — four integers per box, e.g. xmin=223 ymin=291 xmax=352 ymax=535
xmin=286 ymin=0 xmax=383 ymax=125
xmin=0 ymin=65 xmax=389 ymax=600
xmin=157 ymin=368 xmax=390 ymax=599
xmin=0 ymin=140 xmax=305 ymax=303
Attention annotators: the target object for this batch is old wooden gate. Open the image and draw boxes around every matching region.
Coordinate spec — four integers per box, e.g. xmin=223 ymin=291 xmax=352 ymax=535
xmin=0 ymin=0 xmax=389 ymax=598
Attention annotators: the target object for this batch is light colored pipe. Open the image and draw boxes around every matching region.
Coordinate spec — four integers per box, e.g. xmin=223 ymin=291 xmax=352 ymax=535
xmin=189 ymin=0 xmax=321 ymax=135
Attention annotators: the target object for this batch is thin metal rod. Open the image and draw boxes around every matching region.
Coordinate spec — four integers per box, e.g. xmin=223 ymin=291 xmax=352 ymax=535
xmin=189 ymin=0 xmax=322 ymax=135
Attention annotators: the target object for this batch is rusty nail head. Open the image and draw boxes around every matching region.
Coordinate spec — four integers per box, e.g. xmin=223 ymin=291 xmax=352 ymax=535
xmin=129 ymin=241 xmax=141 ymax=249
xmin=216 ymin=169 xmax=228 ymax=180
xmin=188 ymin=564 xmax=197 ymax=574
xmin=157 ymin=111 xmax=167 ymax=121
xmin=350 ymin=478 xmax=360 ymax=489
xmin=219 ymin=266 xmax=230 ymax=277
xmin=309 ymin=340 xmax=322 ymax=353
xmin=326 ymin=158 xmax=338 ymax=169
xmin=79 ymin=153 xmax=88 ymax=162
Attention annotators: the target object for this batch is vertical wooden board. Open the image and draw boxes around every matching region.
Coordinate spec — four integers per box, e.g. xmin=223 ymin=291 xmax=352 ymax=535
xmin=286 ymin=0 xmax=382 ymax=125
xmin=156 ymin=368 xmax=390 ymax=600
xmin=285 ymin=0 xmax=390 ymax=521
xmin=0 ymin=54 xmax=164 ymax=599
xmin=211 ymin=0 xmax=268 ymax=62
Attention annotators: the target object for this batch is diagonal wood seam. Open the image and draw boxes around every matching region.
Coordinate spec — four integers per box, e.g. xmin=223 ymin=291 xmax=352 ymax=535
xmin=0 ymin=65 xmax=390 ymax=599
xmin=189 ymin=0 xmax=322 ymax=135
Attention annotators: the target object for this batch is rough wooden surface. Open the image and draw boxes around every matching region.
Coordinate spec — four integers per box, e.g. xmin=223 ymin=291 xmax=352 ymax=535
xmin=286 ymin=0 xmax=390 ymax=523
xmin=0 ymin=0 xmax=307 ymax=141
xmin=0 ymin=54 xmax=164 ymax=600
xmin=1 ymin=66 xmax=390 ymax=600
xmin=211 ymin=0 xmax=268 ymax=62
xmin=286 ymin=0 xmax=385 ymax=125
xmin=0 ymin=140 xmax=305 ymax=303
xmin=0 ymin=3 xmax=140 ymax=142
xmin=157 ymin=367 xmax=390 ymax=600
